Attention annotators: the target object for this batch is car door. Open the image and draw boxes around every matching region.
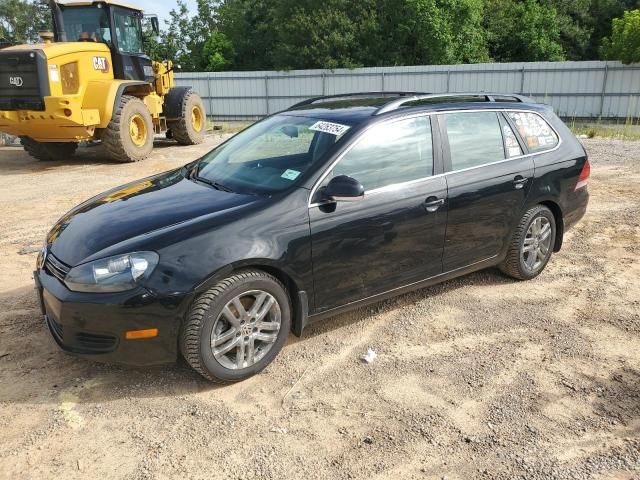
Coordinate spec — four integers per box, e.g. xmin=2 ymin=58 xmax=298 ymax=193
xmin=308 ymin=115 xmax=447 ymax=313
xmin=440 ymin=110 xmax=534 ymax=271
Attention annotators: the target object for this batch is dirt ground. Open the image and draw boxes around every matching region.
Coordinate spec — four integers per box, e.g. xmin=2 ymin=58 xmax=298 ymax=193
xmin=0 ymin=136 xmax=638 ymax=480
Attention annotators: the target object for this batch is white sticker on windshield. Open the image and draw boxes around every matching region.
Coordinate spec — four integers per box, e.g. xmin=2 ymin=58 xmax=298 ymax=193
xmin=281 ymin=169 xmax=301 ymax=181
xmin=309 ymin=121 xmax=350 ymax=136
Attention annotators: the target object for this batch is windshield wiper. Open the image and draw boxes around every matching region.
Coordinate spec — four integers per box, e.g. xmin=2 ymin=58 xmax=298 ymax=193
xmin=193 ymin=175 xmax=234 ymax=193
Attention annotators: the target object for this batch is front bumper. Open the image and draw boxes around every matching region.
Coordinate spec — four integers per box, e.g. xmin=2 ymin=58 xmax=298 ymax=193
xmin=35 ymin=268 xmax=192 ymax=367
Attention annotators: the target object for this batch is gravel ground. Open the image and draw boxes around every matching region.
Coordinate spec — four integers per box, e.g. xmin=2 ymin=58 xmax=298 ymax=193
xmin=0 ymin=137 xmax=638 ymax=480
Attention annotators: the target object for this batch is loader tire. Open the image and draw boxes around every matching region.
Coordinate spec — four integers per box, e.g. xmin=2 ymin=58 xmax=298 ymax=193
xmin=102 ymin=95 xmax=154 ymax=162
xmin=168 ymin=91 xmax=205 ymax=145
xmin=21 ymin=137 xmax=77 ymax=161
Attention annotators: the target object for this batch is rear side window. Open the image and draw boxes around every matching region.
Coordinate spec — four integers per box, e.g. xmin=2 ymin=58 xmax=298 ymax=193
xmin=333 ymin=116 xmax=433 ymax=191
xmin=507 ymin=112 xmax=559 ymax=152
xmin=444 ymin=112 xmax=505 ymax=171
xmin=502 ymin=122 xmax=523 ymax=158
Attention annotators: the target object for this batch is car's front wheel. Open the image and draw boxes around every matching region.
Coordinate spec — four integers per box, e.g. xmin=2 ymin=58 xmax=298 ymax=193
xmin=500 ymin=205 xmax=556 ymax=280
xmin=181 ymin=270 xmax=291 ymax=383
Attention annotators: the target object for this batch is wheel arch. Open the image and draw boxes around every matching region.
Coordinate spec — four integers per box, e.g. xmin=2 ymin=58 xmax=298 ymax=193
xmin=193 ymin=260 xmax=309 ymax=338
xmin=539 ymin=199 xmax=564 ymax=252
xmin=84 ymin=80 xmax=152 ymax=129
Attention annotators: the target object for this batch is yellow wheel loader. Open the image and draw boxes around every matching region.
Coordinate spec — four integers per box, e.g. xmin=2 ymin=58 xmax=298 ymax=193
xmin=0 ymin=0 xmax=206 ymax=162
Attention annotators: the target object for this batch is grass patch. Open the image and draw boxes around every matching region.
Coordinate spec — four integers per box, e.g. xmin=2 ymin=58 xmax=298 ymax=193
xmin=206 ymin=120 xmax=251 ymax=134
xmin=568 ymin=116 xmax=640 ymax=140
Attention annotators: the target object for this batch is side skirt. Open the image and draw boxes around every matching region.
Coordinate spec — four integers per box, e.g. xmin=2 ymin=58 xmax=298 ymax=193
xmin=300 ymin=255 xmax=501 ymax=333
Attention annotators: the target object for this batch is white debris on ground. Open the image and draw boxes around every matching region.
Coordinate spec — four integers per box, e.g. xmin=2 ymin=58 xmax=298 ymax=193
xmin=360 ymin=348 xmax=377 ymax=364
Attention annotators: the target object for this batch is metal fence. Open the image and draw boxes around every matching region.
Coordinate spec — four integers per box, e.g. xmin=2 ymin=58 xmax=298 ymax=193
xmin=175 ymin=61 xmax=640 ymax=121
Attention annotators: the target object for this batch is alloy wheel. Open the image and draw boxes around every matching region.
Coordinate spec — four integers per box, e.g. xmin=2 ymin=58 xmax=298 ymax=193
xmin=210 ymin=290 xmax=281 ymax=370
xmin=521 ymin=216 xmax=552 ymax=272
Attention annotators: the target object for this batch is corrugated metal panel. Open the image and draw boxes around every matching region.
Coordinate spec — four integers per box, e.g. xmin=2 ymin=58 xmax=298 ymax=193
xmin=175 ymin=61 xmax=640 ymax=120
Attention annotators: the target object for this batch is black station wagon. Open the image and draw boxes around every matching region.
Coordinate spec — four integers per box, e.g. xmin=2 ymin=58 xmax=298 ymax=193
xmin=35 ymin=92 xmax=590 ymax=382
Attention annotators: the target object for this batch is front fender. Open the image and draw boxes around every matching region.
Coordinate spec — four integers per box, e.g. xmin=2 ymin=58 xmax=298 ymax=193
xmin=82 ymin=79 xmax=151 ymax=128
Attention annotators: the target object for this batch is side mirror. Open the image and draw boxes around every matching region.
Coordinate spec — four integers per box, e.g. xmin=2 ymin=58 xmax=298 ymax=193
xmin=144 ymin=14 xmax=160 ymax=35
xmin=323 ymin=175 xmax=365 ymax=202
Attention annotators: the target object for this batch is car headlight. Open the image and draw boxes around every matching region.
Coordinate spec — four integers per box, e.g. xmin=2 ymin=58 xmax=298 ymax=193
xmin=36 ymin=244 xmax=47 ymax=270
xmin=64 ymin=252 xmax=159 ymax=293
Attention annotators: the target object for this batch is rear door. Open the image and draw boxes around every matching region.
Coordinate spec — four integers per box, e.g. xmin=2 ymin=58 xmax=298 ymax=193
xmin=440 ymin=110 xmax=534 ymax=271
xmin=309 ymin=115 xmax=447 ymax=312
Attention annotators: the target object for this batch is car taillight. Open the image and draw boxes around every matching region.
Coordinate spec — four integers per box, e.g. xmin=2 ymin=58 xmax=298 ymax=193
xmin=575 ymin=159 xmax=590 ymax=191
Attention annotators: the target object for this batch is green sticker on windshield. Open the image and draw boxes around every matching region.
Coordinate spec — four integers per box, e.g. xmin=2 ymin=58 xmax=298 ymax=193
xmin=281 ymin=169 xmax=301 ymax=181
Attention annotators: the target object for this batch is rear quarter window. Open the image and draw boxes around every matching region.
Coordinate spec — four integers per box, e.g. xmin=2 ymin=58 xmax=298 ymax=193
xmin=507 ymin=112 xmax=559 ymax=153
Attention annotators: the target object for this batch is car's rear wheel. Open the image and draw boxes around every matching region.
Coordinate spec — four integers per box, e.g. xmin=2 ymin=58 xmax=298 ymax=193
xmin=500 ymin=205 xmax=556 ymax=280
xmin=180 ymin=270 xmax=291 ymax=383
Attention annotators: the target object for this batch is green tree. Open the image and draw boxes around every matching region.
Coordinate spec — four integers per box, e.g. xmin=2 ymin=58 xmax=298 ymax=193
xmin=217 ymin=0 xmax=278 ymax=70
xmin=203 ymin=31 xmax=234 ymax=70
xmin=377 ymin=0 xmax=489 ymax=66
xmin=220 ymin=0 xmax=488 ymax=70
xmin=0 ymin=0 xmax=50 ymax=46
xmin=148 ymin=0 xmax=222 ymax=71
xmin=589 ymin=0 xmax=640 ymax=59
xmin=271 ymin=0 xmax=374 ymax=69
xmin=554 ymin=0 xmax=594 ymax=60
xmin=485 ymin=0 xmax=565 ymax=62
xmin=601 ymin=9 xmax=640 ymax=63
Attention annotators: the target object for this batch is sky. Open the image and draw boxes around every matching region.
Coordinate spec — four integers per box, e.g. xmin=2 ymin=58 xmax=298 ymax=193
xmin=131 ymin=0 xmax=199 ymax=23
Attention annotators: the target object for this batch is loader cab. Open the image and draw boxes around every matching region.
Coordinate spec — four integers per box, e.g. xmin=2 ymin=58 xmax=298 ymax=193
xmin=55 ymin=1 xmax=153 ymax=82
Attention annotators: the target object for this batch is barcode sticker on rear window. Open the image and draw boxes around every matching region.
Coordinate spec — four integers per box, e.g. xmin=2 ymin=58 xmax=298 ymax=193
xmin=309 ymin=121 xmax=350 ymax=136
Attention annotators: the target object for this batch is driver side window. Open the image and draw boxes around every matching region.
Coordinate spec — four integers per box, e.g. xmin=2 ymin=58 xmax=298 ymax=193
xmin=333 ymin=116 xmax=433 ymax=191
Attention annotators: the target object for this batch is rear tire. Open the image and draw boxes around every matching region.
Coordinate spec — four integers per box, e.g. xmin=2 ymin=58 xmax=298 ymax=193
xmin=180 ymin=270 xmax=291 ymax=383
xmin=500 ymin=205 xmax=556 ymax=280
xmin=167 ymin=90 xmax=205 ymax=145
xmin=102 ymin=95 xmax=154 ymax=163
xmin=21 ymin=137 xmax=77 ymax=161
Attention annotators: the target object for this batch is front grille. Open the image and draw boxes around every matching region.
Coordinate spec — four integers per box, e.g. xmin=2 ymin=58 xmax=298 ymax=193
xmin=0 ymin=49 xmax=49 ymax=111
xmin=44 ymin=253 xmax=71 ymax=283
xmin=76 ymin=332 xmax=118 ymax=353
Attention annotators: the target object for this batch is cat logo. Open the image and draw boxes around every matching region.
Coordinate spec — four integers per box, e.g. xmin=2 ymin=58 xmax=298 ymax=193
xmin=9 ymin=76 xmax=23 ymax=87
xmin=92 ymin=56 xmax=110 ymax=73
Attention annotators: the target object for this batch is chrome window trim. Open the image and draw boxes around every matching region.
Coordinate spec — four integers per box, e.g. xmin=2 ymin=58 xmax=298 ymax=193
xmin=307 ymin=108 xmax=562 ymax=208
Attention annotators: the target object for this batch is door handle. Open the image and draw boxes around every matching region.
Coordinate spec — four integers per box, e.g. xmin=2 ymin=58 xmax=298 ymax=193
xmin=424 ymin=197 xmax=445 ymax=213
xmin=513 ymin=176 xmax=528 ymax=189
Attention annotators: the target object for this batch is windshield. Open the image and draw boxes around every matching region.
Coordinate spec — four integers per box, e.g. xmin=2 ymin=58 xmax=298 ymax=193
xmin=61 ymin=6 xmax=112 ymax=44
xmin=195 ymin=115 xmax=351 ymax=194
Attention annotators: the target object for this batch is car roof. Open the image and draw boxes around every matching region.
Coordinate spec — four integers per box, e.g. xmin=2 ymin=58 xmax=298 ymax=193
xmin=284 ymin=92 xmax=544 ymax=125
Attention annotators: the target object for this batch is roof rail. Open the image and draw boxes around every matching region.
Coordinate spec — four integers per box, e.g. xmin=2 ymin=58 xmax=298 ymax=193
xmin=375 ymin=92 xmax=534 ymax=115
xmin=290 ymin=91 xmax=425 ymax=109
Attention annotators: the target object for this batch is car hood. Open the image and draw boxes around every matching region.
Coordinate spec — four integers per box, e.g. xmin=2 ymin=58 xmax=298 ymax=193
xmin=48 ymin=169 xmax=258 ymax=266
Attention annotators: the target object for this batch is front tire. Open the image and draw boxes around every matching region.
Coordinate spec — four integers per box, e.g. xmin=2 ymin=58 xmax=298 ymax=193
xmin=500 ymin=205 xmax=556 ymax=280
xmin=102 ymin=95 xmax=154 ymax=163
xmin=21 ymin=137 xmax=77 ymax=161
xmin=181 ymin=270 xmax=291 ymax=383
